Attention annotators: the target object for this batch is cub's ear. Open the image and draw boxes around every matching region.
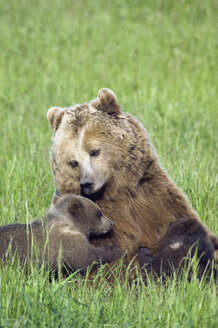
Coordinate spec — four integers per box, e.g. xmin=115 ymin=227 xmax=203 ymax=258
xmin=47 ymin=106 xmax=65 ymax=131
xmin=183 ymin=218 xmax=199 ymax=233
xmin=68 ymin=197 xmax=84 ymax=216
xmin=51 ymin=194 xmax=61 ymax=205
xmin=90 ymin=88 xmax=121 ymax=115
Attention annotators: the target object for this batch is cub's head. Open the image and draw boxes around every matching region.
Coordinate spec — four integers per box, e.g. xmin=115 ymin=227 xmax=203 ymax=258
xmin=47 ymin=88 xmax=154 ymax=200
xmin=165 ymin=218 xmax=202 ymax=239
xmin=51 ymin=194 xmax=113 ymax=237
xmin=162 ymin=218 xmax=208 ymax=250
xmin=163 ymin=218 xmax=215 ymax=263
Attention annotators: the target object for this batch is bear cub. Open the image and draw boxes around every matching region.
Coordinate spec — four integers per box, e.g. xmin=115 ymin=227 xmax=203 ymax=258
xmin=0 ymin=194 xmax=124 ymax=275
xmin=139 ymin=218 xmax=217 ymax=281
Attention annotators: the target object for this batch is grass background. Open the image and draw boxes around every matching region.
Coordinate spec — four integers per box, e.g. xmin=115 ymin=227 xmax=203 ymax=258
xmin=0 ymin=0 xmax=217 ymax=327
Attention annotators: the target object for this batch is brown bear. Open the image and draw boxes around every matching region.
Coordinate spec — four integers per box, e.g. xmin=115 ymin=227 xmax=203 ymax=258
xmin=139 ymin=218 xmax=217 ymax=281
xmin=47 ymin=88 xmax=218 ymax=260
xmin=0 ymin=194 xmax=124 ymax=275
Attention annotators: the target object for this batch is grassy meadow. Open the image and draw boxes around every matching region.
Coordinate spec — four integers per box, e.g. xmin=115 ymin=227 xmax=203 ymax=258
xmin=0 ymin=0 xmax=217 ymax=327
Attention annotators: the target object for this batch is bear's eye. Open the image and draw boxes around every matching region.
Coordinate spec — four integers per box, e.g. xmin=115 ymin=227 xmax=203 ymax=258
xmin=97 ymin=211 xmax=102 ymax=219
xmin=90 ymin=149 xmax=100 ymax=157
xmin=69 ymin=160 xmax=78 ymax=168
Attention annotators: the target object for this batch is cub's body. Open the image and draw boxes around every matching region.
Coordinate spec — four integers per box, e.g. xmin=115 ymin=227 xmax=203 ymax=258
xmin=139 ymin=218 xmax=217 ymax=280
xmin=0 ymin=194 xmax=123 ymax=274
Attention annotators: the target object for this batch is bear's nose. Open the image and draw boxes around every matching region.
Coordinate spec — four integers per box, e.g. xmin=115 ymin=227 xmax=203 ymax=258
xmin=80 ymin=181 xmax=94 ymax=193
xmin=80 ymin=182 xmax=93 ymax=188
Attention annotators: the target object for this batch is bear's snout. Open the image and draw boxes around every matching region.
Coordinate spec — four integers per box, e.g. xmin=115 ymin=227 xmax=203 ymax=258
xmin=100 ymin=216 xmax=114 ymax=234
xmin=80 ymin=180 xmax=94 ymax=194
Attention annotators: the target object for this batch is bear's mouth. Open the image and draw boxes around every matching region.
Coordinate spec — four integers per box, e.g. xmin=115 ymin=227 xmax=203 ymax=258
xmin=81 ymin=184 xmax=106 ymax=201
xmin=89 ymin=229 xmax=114 ymax=241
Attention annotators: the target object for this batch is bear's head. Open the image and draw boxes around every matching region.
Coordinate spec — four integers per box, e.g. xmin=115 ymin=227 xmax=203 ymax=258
xmin=47 ymin=89 xmax=156 ymax=201
xmin=50 ymin=194 xmax=114 ymax=237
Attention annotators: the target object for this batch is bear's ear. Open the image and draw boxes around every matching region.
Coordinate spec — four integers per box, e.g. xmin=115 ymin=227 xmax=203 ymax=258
xmin=47 ymin=107 xmax=65 ymax=131
xmin=90 ymin=88 xmax=121 ymax=115
xmin=68 ymin=197 xmax=84 ymax=216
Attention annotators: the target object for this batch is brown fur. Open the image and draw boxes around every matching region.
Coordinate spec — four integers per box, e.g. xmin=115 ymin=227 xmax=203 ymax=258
xmin=47 ymin=88 xmax=218 ymax=260
xmin=139 ymin=218 xmax=217 ymax=281
xmin=0 ymin=194 xmax=124 ymax=274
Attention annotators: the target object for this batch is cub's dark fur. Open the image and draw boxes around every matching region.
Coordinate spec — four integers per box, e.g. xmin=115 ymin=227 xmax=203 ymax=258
xmin=140 ymin=218 xmax=217 ymax=281
xmin=0 ymin=194 xmax=123 ymax=275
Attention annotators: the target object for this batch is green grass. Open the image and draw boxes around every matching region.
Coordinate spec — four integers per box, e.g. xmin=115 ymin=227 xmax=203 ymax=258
xmin=0 ymin=0 xmax=217 ymax=327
